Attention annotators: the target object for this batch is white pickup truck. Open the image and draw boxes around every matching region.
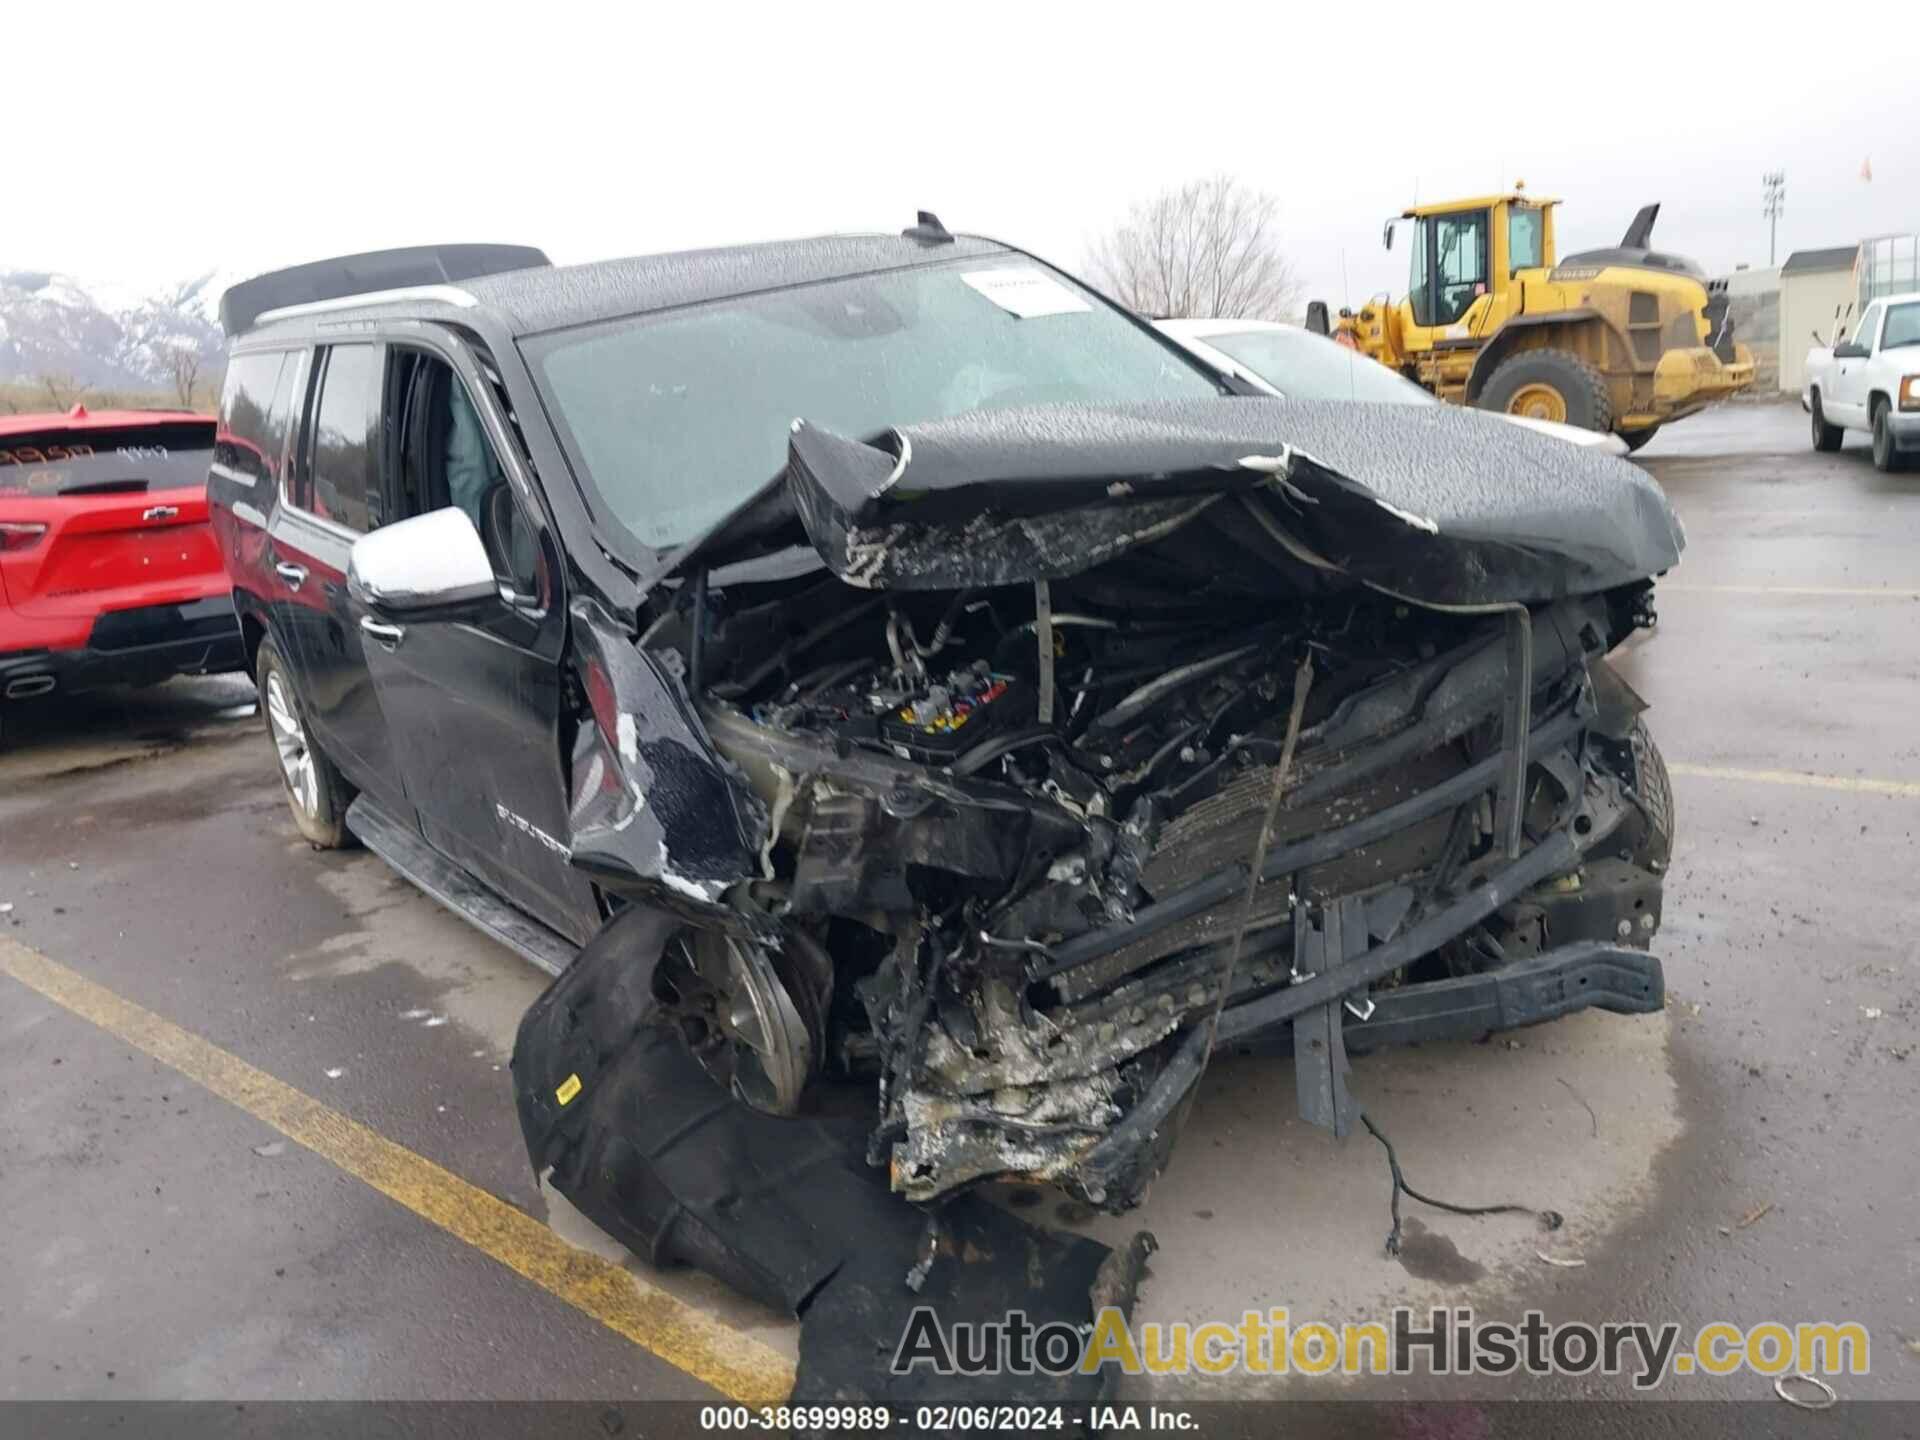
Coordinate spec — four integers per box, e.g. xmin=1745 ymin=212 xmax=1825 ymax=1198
xmin=1804 ymin=290 xmax=1920 ymax=471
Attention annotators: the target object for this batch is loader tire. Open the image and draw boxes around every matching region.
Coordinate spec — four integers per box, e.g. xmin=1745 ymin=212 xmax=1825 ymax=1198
xmin=1478 ymin=350 xmax=1614 ymax=434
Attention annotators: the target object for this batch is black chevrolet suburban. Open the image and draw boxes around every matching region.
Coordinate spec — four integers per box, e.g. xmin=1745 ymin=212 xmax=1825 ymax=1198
xmin=210 ymin=225 xmax=1677 ymax=1268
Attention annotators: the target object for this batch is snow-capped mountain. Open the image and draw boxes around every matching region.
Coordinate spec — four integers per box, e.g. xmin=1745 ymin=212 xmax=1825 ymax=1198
xmin=0 ymin=268 xmax=232 ymax=391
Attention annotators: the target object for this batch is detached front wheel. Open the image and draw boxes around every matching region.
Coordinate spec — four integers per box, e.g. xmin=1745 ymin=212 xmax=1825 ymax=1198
xmin=257 ymin=636 xmax=354 ymax=849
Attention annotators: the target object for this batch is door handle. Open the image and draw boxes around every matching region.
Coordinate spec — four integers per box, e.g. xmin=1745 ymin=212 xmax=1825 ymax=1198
xmin=359 ymin=618 xmax=405 ymax=650
xmin=275 ymin=561 xmax=309 ymax=590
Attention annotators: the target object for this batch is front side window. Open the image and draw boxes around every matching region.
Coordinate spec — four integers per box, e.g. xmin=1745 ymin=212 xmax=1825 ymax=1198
xmin=1878 ymin=302 xmax=1919 ymax=351
xmin=1406 ymin=219 xmax=1433 ymax=327
xmin=524 ymin=257 xmax=1219 ymax=553
xmin=1508 ymin=207 xmax=1544 ymax=273
xmin=306 ymin=344 xmax=385 ymax=532
xmin=1203 ymin=327 xmax=1433 ymax=405
xmin=1849 ymin=303 xmax=1883 ymax=351
xmin=1432 ymin=211 xmax=1490 ymax=326
xmin=394 ymin=349 xmax=542 ymax=598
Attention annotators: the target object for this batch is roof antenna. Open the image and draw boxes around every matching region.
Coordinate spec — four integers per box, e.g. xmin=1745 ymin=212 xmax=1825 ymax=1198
xmin=902 ymin=211 xmax=954 ymax=246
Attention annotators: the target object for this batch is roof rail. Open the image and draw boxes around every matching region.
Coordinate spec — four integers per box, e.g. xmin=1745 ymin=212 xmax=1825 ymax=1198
xmin=220 ymin=244 xmax=550 ymax=336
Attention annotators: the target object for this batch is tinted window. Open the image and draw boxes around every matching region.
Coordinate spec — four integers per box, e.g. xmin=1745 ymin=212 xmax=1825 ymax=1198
xmin=526 ymin=258 xmax=1218 ymax=551
xmin=0 ymin=421 xmax=215 ymax=497
xmin=217 ymin=352 xmax=289 ymax=488
xmin=1203 ymin=328 xmax=1434 ymax=405
xmin=308 ymin=344 xmax=385 ymax=531
xmin=264 ymin=350 xmax=307 ymax=496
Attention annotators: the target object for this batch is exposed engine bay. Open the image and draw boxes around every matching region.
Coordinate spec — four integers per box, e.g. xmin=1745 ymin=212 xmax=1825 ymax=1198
xmin=527 ymin=398 xmax=1678 ymax=1217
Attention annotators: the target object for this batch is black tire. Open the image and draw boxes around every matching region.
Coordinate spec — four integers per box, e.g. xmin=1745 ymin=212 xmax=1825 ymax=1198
xmin=255 ymin=635 xmax=355 ymax=849
xmin=1870 ymin=399 xmax=1908 ymax=472
xmin=1619 ymin=424 xmax=1661 ymax=453
xmin=1477 ymin=349 xmax=1614 ymax=433
xmin=1810 ymin=390 xmax=1843 ymax=452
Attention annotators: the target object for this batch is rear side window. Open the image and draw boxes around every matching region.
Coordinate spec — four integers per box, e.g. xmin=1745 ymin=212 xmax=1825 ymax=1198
xmin=0 ymin=421 xmax=216 ymax=498
xmin=217 ymin=352 xmax=290 ymax=488
xmin=306 ymin=344 xmax=385 ymax=532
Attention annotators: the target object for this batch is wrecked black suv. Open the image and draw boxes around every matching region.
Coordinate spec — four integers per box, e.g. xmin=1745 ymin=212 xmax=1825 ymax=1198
xmin=211 ymin=226 xmax=1676 ymax=1224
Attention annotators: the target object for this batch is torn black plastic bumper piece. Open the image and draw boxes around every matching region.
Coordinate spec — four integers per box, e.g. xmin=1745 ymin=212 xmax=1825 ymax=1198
xmin=1233 ymin=942 xmax=1666 ymax=1058
xmin=513 ymin=907 xmax=1152 ymax=1405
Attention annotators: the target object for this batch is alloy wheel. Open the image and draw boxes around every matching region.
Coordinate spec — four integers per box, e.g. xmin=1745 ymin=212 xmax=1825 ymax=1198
xmin=265 ymin=670 xmax=318 ymax=819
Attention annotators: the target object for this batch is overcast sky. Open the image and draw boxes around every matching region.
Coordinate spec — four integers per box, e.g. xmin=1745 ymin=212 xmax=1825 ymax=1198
xmin=15 ymin=2 xmax=1919 ymax=310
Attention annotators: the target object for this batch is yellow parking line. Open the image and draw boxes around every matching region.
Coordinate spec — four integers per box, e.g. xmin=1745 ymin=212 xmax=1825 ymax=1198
xmin=0 ymin=940 xmax=795 ymax=1408
xmin=1669 ymin=763 xmax=1920 ymax=800
xmin=1663 ymin=584 xmax=1920 ymax=599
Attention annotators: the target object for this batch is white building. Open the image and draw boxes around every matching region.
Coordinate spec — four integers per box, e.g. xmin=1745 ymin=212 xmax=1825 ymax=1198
xmin=1777 ymin=246 xmax=1859 ymax=395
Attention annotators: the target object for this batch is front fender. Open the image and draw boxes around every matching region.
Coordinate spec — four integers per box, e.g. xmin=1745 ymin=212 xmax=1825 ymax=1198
xmin=566 ymin=598 xmax=766 ymax=914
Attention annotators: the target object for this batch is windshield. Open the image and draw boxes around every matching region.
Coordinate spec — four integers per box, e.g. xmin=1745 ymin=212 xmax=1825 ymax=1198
xmin=0 ymin=421 xmax=215 ymax=497
xmin=526 ymin=257 xmax=1219 ymax=550
xmin=1882 ymin=302 xmax=1920 ymax=350
xmin=1202 ymin=327 xmax=1435 ymax=405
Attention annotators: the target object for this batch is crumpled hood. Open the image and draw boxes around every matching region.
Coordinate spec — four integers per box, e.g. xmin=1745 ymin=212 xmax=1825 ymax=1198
xmin=775 ymin=397 xmax=1684 ymax=606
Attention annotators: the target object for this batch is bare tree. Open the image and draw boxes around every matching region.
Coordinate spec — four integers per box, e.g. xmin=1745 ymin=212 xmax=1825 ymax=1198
xmin=166 ymin=346 xmax=203 ymax=408
xmin=38 ymin=372 xmax=92 ymax=410
xmin=1088 ymin=175 xmax=1300 ymax=321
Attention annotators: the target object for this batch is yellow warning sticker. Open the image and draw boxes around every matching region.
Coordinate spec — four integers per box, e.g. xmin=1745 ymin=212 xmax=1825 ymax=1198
xmin=555 ymin=1073 xmax=582 ymax=1106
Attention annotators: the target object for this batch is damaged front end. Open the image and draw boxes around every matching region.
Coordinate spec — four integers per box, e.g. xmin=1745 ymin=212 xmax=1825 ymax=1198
xmin=518 ymin=398 xmax=1681 ymax=1223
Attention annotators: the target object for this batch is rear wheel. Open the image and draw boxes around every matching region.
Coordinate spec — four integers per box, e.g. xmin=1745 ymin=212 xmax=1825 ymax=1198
xmin=1810 ymin=390 xmax=1843 ymax=452
xmin=257 ymin=636 xmax=354 ymax=849
xmin=1478 ymin=350 xmax=1614 ymax=433
xmin=1619 ymin=424 xmax=1661 ymax=453
xmin=1871 ymin=399 xmax=1908 ymax=472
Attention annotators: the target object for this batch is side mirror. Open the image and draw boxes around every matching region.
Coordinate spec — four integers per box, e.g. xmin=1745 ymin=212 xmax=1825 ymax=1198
xmin=1833 ymin=341 xmax=1868 ymax=360
xmin=1382 ymin=219 xmax=1396 ymax=252
xmin=1305 ymin=300 xmax=1331 ymax=336
xmin=348 ymin=506 xmax=498 ymax=616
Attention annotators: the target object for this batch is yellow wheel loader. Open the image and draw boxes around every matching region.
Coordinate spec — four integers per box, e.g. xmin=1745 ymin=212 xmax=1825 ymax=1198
xmin=1310 ymin=188 xmax=1754 ymax=449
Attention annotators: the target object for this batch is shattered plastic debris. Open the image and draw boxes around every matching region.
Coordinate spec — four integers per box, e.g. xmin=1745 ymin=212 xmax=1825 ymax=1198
xmin=323 ymin=1067 xmax=345 ymax=1080
xmin=251 ymin=1140 xmax=287 ymax=1158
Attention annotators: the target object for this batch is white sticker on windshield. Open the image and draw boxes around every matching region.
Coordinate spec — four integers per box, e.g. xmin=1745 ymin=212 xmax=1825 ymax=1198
xmin=960 ymin=268 xmax=1091 ymax=319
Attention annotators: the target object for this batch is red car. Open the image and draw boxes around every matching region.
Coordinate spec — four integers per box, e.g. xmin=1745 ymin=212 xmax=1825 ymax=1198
xmin=0 ymin=405 xmax=244 ymax=719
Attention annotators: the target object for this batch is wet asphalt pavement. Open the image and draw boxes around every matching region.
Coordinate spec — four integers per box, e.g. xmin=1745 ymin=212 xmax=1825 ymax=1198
xmin=2 ymin=400 xmax=1916 ymax=1409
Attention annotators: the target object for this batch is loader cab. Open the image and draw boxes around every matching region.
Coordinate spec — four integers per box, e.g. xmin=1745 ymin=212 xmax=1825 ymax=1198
xmin=1392 ymin=193 xmax=1559 ymax=341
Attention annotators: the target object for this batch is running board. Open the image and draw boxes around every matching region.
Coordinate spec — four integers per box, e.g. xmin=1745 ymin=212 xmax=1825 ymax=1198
xmin=345 ymin=796 xmax=578 ymax=977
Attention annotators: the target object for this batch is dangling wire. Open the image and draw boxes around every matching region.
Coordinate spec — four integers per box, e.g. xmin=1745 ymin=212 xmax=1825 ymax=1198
xmin=1362 ymin=1111 xmax=1563 ymax=1257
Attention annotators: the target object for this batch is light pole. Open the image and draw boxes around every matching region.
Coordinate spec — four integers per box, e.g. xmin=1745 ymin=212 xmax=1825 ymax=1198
xmin=1763 ymin=171 xmax=1786 ymax=267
